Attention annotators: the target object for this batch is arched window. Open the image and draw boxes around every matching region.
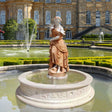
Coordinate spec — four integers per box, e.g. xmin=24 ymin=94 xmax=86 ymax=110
xmin=34 ymin=10 xmax=39 ymax=24
xmin=66 ymin=11 xmax=71 ymax=25
xmin=105 ymin=11 xmax=110 ymax=24
xmin=66 ymin=30 xmax=72 ymax=39
xmin=86 ymin=11 xmax=91 ymax=24
xmin=45 ymin=29 xmax=50 ymax=39
xmin=0 ymin=10 xmax=6 ymax=25
xmin=56 ymin=11 xmax=61 ymax=17
xmin=17 ymin=9 xmax=23 ymax=24
xmin=45 ymin=11 xmax=51 ymax=25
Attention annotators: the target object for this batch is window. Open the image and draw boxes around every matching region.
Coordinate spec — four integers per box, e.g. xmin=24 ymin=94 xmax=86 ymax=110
xmin=45 ymin=0 xmax=51 ymax=3
xmin=0 ymin=0 xmax=5 ymax=1
xmin=17 ymin=9 xmax=23 ymax=24
xmin=86 ymin=0 xmax=91 ymax=1
xmin=96 ymin=0 xmax=101 ymax=2
xmin=56 ymin=11 xmax=61 ymax=17
xmin=105 ymin=11 xmax=110 ymax=24
xmin=96 ymin=11 xmax=100 ymax=26
xmin=34 ymin=0 xmax=39 ymax=1
xmin=66 ymin=0 xmax=71 ymax=3
xmin=0 ymin=10 xmax=6 ymax=25
xmin=56 ymin=0 xmax=61 ymax=3
xmin=66 ymin=11 xmax=71 ymax=25
xmin=66 ymin=30 xmax=72 ymax=39
xmin=86 ymin=11 xmax=91 ymax=24
xmin=45 ymin=30 xmax=50 ymax=39
xmin=106 ymin=0 xmax=110 ymax=1
xmin=36 ymin=30 xmax=40 ymax=40
xmin=45 ymin=11 xmax=51 ymax=25
xmin=34 ymin=10 xmax=39 ymax=24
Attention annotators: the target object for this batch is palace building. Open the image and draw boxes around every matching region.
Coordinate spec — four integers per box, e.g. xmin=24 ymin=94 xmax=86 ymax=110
xmin=0 ymin=0 xmax=112 ymax=40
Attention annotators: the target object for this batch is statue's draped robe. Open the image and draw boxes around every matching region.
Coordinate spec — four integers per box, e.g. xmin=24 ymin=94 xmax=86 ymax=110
xmin=49 ymin=27 xmax=69 ymax=73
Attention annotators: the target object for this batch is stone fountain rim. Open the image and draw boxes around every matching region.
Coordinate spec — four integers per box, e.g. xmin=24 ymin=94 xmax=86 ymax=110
xmin=18 ymin=69 xmax=93 ymax=90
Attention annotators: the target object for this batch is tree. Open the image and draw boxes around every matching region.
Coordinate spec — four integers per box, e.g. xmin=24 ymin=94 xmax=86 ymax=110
xmin=19 ymin=18 xmax=37 ymax=40
xmin=3 ymin=19 xmax=18 ymax=40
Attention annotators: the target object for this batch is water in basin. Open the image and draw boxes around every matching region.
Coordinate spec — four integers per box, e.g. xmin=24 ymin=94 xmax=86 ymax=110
xmin=27 ymin=70 xmax=86 ymax=84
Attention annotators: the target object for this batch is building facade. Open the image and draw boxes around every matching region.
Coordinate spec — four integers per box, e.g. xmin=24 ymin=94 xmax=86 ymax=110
xmin=0 ymin=0 xmax=112 ymax=39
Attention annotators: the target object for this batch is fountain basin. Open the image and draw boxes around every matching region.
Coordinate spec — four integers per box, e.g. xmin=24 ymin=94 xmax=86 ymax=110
xmin=16 ymin=69 xmax=95 ymax=109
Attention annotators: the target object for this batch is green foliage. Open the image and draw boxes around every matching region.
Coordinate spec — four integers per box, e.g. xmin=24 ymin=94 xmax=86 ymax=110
xmin=0 ymin=56 xmax=112 ymax=68
xmin=23 ymin=60 xmax=32 ymax=64
xmin=84 ymin=60 xmax=96 ymax=66
xmin=98 ymin=62 xmax=112 ymax=68
xmin=3 ymin=60 xmax=23 ymax=66
xmin=21 ymin=18 xmax=37 ymax=39
xmin=82 ymin=34 xmax=98 ymax=40
xmin=69 ymin=60 xmax=84 ymax=64
xmin=82 ymin=34 xmax=112 ymax=41
xmin=3 ymin=19 xmax=18 ymax=40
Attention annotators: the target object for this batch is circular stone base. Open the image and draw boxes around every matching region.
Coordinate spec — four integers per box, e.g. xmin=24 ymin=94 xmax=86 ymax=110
xmin=16 ymin=69 xmax=95 ymax=109
xmin=16 ymin=86 xmax=95 ymax=109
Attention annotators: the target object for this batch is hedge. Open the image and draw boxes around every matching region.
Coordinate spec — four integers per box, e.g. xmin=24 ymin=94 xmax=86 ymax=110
xmin=0 ymin=56 xmax=112 ymax=68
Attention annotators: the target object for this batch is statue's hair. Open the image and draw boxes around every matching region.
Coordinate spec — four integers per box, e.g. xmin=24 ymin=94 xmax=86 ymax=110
xmin=54 ymin=16 xmax=62 ymax=22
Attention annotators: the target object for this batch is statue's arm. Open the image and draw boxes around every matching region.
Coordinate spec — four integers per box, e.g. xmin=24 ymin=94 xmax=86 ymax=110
xmin=50 ymin=36 xmax=60 ymax=41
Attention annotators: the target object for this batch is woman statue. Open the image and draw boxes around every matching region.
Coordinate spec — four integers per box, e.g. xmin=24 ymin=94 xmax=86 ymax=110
xmin=48 ymin=16 xmax=69 ymax=77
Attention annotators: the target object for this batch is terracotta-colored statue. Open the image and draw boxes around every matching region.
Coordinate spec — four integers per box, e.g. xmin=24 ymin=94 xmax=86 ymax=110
xmin=48 ymin=16 xmax=69 ymax=77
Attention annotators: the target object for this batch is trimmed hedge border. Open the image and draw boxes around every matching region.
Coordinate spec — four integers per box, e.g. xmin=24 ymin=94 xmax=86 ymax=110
xmin=0 ymin=56 xmax=112 ymax=69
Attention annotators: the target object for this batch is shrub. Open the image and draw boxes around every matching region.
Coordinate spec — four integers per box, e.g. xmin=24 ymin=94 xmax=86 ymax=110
xmin=84 ymin=60 xmax=96 ymax=66
xmin=69 ymin=60 xmax=84 ymax=64
xmin=3 ymin=19 xmax=18 ymax=40
xmin=98 ymin=62 xmax=112 ymax=68
xmin=3 ymin=60 xmax=23 ymax=66
xmin=23 ymin=60 xmax=32 ymax=64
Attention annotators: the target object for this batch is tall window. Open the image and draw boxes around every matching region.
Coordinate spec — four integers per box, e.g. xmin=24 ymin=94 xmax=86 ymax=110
xmin=34 ymin=0 xmax=39 ymax=1
xmin=86 ymin=11 xmax=91 ymax=24
xmin=66 ymin=0 xmax=71 ymax=3
xmin=96 ymin=0 xmax=101 ymax=1
xmin=34 ymin=10 xmax=39 ymax=24
xmin=66 ymin=11 xmax=71 ymax=25
xmin=45 ymin=11 xmax=51 ymax=25
xmin=0 ymin=10 xmax=6 ymax=25
xmin=0 ymin=0 xmax=6 ymax=2
xmin=56 ymin=11 xmax=61 ymax=17
xmin=105 ymin=11 xmax=110 ymax=24
xmin=96 ymin=11 xmax=100 ymax=26
xmin=17 ymin=9 xmax=23 ymax=24
xmin=45 ymin=30 xmax=50 ymax=39
xmin=45 ymin=0 xmax=51 ymax=3
xmin=66 ymin=30 xmax=72 ymax=39
xmin=56 ymin=0 xmax=61 ymax=3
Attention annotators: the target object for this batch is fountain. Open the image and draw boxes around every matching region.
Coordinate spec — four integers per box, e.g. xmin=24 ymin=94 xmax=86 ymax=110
xmin=99 ymin=31 xmax=104 ymax=43
xmin=16 ymin=69 xmax=94 ymax=109
xmin=17 ymin=5 xmax=37 ymax=52
xmin=16 ymin=16 xmax=95 ymax=109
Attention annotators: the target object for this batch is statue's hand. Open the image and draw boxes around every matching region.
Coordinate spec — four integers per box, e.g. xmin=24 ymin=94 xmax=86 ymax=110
xmin=50 ymin=36 xmax=60 ymax=41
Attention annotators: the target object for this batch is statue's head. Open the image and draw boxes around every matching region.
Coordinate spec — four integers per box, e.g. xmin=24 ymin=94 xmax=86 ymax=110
xmin=53 ymin=16 xmax=62 ymax=26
